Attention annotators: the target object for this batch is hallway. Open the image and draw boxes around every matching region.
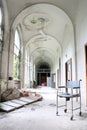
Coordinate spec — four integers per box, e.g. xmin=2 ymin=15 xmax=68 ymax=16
xmin=1 ymin=0 xmax=87 ymax=109
xmin=0 ymin=87 xmax=87 ymax=130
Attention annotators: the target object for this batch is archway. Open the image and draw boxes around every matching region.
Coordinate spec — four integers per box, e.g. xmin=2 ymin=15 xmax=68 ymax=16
xmin=36 ymin=62 xmax=51 ymax=86
xmin=10 ymin=3 xmax=74 ymax=88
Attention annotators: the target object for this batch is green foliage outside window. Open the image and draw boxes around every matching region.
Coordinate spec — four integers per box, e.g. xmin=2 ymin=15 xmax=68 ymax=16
xmin=13 ymin=29 xmax=21 ymax=80
xmin=13 ymin=54 xmax=20 ymax=79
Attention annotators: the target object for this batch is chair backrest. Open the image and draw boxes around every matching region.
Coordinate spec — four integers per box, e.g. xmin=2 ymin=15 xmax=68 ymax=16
xmin=66 ymin=80 xmax=80 ymax=89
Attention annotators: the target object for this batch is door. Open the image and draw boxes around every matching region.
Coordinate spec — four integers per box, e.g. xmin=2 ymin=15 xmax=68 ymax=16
xmin=85 ymin=45 xmax=87 ymax=105
xmin=65 ymin=58 xmax=72 ymax=83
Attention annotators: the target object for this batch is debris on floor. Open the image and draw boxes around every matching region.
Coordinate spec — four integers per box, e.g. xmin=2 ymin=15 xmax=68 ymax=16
xmin=0 ymin=90 xmax=42 ymax=112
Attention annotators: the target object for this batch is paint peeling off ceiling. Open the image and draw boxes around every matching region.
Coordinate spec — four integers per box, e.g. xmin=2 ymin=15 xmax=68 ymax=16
xmin=23 ymin=12 xmax=51 ymax=30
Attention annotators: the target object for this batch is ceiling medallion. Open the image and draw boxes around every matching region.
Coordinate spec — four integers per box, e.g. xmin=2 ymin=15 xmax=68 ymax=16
xmin=23 ymin=13 xmax=51 ymax=30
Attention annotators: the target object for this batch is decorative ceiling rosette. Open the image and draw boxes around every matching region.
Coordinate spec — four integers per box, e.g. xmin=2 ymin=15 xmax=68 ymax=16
xmin=23 ymin=12 xmax=51 ymax=30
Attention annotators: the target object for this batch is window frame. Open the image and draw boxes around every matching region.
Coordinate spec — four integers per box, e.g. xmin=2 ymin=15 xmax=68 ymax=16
xmin=13 ymin=29 xmax=21 ymax=80
xmin=0 ymin=7 xmax=3 ymax=53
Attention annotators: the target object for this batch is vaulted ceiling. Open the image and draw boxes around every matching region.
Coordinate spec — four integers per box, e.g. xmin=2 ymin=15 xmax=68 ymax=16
xmin=5 ymin=0 xmax=79 ymax=23
xmin=3 ymin=0 xmax=79 ymax=69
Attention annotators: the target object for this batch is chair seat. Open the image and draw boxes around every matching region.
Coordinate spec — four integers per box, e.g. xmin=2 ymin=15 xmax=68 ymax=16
xmin=58 ymin=93 xmax=80 ymax=98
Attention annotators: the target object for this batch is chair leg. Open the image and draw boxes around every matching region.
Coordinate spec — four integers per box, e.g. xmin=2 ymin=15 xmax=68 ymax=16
xmin=56 ymin=90 xmax=58 ymax=116
xmin=70 ymin=97 xmax=73 ymax=120
xmin=64 ymin=98 xmax=67 ymax=113
xmin=79 ymin=89 xmax=82 ymax=116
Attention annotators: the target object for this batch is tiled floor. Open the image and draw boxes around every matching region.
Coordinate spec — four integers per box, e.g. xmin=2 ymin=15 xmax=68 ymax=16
xmin=0 ymin=86 xmax=87 ymax=130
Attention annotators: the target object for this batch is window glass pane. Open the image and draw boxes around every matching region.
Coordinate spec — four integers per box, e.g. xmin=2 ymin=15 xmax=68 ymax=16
xmin=0 ymin=8 xmax=2 ymax=53
xmin=15 ymin=30 xmax=20 ymax=49
xmin=0 ymin=8 xmax=2 ymax=40
xmin=0 ymin=40 xmax=2 ymax=52
xmin=0 ymin=28 xmax=1 ymax=40
xmin=14 ymin=46 xmax=19 ymax=56
xmin=0 ymin=8 xmax=2 ymax=26
xmin=13 ymin=29 xmax=21 ymax=79
xmin=13 ymin=54 xmax=20 ymax=79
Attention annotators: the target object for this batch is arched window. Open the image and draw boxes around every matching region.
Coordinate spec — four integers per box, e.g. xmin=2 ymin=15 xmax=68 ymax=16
xmin=0 ymin=7 xmax=3 ymax=53
xmin=0 ymin=7 xmax=3 ymax=75
xmin=24 ymin=50 xmax=29 ymax=87
xmin=13 ymin=29 xmax=21 ymax=79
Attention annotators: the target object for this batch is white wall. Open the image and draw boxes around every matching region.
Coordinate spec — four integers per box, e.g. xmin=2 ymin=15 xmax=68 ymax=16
xmin=75 ymin=0 xmax=87 ymax=106
xmin=61 ymin=24 xmax=75 ymax=85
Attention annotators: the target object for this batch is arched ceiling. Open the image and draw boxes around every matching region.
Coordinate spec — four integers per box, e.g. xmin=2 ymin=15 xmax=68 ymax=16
xmin=12 ymin=3 xmax=73 ymax=43
xmin=5 ymin=0 xmax=79 ymax=24
xmin=27 ymin=34 xmax=60 ymax=68
xmin=3 ymin=1 xmax=76 ymax=69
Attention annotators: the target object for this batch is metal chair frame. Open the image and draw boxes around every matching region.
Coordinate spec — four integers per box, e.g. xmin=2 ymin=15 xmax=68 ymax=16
xmin=56 ymin=80 xmax=82 ymax=120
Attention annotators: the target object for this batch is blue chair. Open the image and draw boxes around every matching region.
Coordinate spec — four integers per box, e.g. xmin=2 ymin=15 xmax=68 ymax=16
xmin=56 ymin=80 xmax=82 ymax=120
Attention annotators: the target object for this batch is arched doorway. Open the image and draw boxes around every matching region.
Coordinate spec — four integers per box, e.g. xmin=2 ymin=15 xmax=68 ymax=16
xmin=36 ymin=62 xmax=51 ymax=86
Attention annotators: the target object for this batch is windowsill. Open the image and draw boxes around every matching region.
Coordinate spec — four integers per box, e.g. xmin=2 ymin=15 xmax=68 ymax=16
xmin=13 ymin=79 xmax=20 ymax=81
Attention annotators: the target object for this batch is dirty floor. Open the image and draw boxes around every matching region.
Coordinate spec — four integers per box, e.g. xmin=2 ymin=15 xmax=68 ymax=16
xmin=0 ymin=87 xmax=87 ymax=130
